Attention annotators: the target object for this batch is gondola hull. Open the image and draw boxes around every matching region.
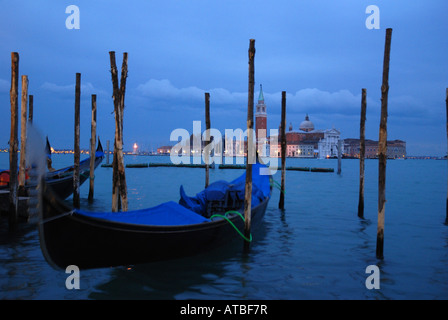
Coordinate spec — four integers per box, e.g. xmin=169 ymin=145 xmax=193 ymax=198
xmin=39 ymin=182 xmax=270 ymax=270
xmin=44 ymin=154 xmax=104 ymax=199
xmin=0 ymin=141 xmax=104 ymax=200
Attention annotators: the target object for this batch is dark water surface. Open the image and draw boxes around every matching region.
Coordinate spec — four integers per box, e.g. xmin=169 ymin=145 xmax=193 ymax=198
xmin=1 ymin=154 xmax=447 ymax=299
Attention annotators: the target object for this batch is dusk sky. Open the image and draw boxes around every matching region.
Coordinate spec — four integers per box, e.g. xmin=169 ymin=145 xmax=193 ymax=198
xmin=1 ymin=1 xmax=447 ymax=156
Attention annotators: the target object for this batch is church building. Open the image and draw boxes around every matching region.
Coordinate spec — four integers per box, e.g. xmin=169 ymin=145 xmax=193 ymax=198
xmin=255 ymin=84 xmax=268 ymax=156
xmin=269 ymin=114 xmax=343 ymax=158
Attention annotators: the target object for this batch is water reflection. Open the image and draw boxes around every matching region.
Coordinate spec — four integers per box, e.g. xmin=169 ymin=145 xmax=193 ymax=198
xmin=2 ymin=154 xmax=448 ymax=299
xmin=89 ymin=221 xmax=270 ymax=300
xmin=0 ymin=223 xmax=46 ymax=299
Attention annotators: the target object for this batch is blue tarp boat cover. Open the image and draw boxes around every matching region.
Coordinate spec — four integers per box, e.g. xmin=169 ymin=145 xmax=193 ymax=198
xmin=179 ymin=163 xmax=271 ymax=216
xmin=75 ymin=163 xmax=270 ymax=226
xmin=76 ymin=201 xmax=210 ymax=226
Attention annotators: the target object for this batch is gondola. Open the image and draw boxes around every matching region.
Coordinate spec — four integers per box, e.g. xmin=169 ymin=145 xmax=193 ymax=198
xmin=0 ymin=139 xmax=104 ymax=200
xmin=38 ymin=163 xmax=272 ymax=270
xmin=42 ymin=139 xmax=105 ymax=199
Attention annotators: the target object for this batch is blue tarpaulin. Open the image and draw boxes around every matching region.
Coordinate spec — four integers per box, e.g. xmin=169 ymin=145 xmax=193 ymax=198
xmin=76 ymin=201 xmax=210 ymax=226
xmin=75 ymin=163 xmax=270 ymax=227
xmin=179 ymin=163 xmax=271 ymax=215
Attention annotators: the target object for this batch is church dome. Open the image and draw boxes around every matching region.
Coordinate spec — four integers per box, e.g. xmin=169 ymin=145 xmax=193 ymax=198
xmin=299 ymin=114 xmax=314 ymax=132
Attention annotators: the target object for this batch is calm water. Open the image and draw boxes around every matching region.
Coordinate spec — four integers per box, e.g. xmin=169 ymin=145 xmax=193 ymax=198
xmin=1 ymin=153 xmax=447 ymax=300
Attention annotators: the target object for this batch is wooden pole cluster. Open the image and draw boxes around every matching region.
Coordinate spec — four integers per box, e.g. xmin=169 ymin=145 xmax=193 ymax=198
xmin=110 ymin=51 xmax=128 ymax=212
xmin=88 ymin=94 xmax=97 ymax=202
xmin=73 ymin=73 xmax=81 ymax=209
xmin=376 ymin=28 xmax=392 ymax=259
xmin=9 ymin=52 xmax=19 ymax=230
xmin=279 ymin=91 xmax=286 ymax=210
xmin=18 ymin=75 xmax=28 ymax=195
xmin=204 ymin=92 xmax=211 ymax=188
xmin=358 ymin=88 xmax=367 ymax=219
xmin=243 ymin=39 xmax=255 ymax=250
xmin=9 ymin=53 xmax=33 ymax=227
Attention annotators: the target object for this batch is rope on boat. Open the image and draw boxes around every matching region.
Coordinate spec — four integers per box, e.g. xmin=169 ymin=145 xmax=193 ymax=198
xmin=272 ymin=179 xmax=285 ymax=195
xmin=39 ymin=210 xmax=74 ymax=224
xmin=79 ymin=172 xmax=94 ymax=180
xmin=210 ymin=210 xmax=252 ymax=243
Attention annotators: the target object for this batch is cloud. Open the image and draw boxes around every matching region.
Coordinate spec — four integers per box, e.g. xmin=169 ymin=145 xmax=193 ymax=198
xmin=137 ymin=80 xmax=365 ymax=112
xmin=0 ymin=78 xmax=9 ymax=92
xmin=293 ymin=89 xmax=360 ymax=109
xmin=277 ymin=89 xmax=384 ymax=118
xmin=388 ymin=95 xmax=427 ymax=118
xmin=136 ymin=79 xmax=247 ymax=107
xmin=137 ymin=79 xmax=203 ymax=101
xmin=137 ymin=79 xmax=383 ymax=117
xmin=208 ymin=88 xmax=247 ymax=105
xmin=41 ymin=81 xmax=108 ymax=97
xmin=135 ymin=79 xmax=430 ymax=126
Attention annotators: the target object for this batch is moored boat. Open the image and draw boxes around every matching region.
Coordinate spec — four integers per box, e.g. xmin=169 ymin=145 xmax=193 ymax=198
xmin=0 ymin=139 xmax=104 ymax=200
xmin=38 ymin=163 xmax=272 ymax=270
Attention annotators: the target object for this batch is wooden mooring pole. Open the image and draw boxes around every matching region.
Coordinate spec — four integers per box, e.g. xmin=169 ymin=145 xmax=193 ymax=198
xmin=110 ymin=51 xmax=128 ymax=212
xmin=106 ymin=140 xmax=110 ymax=165
xmin=73 ymin=73 xmax=81 ymax=209
xmin=244 ymin=39 xmax=255 ymax=250
xmin=88 ymin=94 xmax=97 ymax=202
xmin=279 ymin=91 xmax=286 ymax=210
xmin=119 ymin=53 xmax=129 ymax=211
xmin=204 ymin=92 xmax=211 ymax=188
xmin=9 ymin=52 xmax=19 ymax=230
xmin=376 ymin=28 xmax=392 ymax=259
xmin=18 ymin=76 xmax=28 ymax=196
xmin=28 ymin=95 xmax=33 ymax=123
xmin=358 ymin=88 xmax=367 ymax=219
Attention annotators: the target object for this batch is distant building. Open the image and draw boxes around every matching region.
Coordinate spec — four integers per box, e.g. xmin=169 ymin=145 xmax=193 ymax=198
xmin=255 ymin=84 xmax=268 ymax=156
xmin=157 ymin=146 xmax=172 ymax=155
xmin=299 ymin=114 xmax=314 ymax=132
xmin=317 ymin=128 xmax=342 ymax=159
xmin=387 ymin=140 xmax=407 ymax=159
xmin=344 ymin=139 xmax=406 ymax=159
xmin=269 ymin=114 xmax=342 ymax=158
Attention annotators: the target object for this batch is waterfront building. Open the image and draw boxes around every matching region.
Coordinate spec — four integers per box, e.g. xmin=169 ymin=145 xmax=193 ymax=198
xmin=269 ymin=114 xmax=342 ymax=158
xmin=299 ymin=114 xmax=314 ymax=132
xmin=386 ymin=140 xmax=407 ymax=159
xmin=255 ymin=84 xmax=268 ymax=156
xmin=317 ymin=128 xmax=343 ymax=159
xmin=344 ymin=138 xmax=406 ymax=159
xmin=157 ymin=146 xmax=172 ymax=155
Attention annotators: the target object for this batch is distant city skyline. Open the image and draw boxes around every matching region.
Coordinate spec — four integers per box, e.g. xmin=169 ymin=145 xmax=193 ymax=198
xmin=1 ymin=1 xmax=447 ymax=156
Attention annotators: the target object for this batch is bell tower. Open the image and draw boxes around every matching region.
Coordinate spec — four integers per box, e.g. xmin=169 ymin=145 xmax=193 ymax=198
xmin=255 ymin=84 xmax=267 ymax=155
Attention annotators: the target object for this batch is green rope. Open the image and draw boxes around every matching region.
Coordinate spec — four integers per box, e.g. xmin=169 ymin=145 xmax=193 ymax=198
xmin=80 ymin=172 xmax=90 ymax=179
xmin=210 ymin=210 xmax=252 ymax=242
xmin=272 ymin=179 xmax=286 ymax=195
xmin=80 ymin=172 xmax=94 ymax=180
